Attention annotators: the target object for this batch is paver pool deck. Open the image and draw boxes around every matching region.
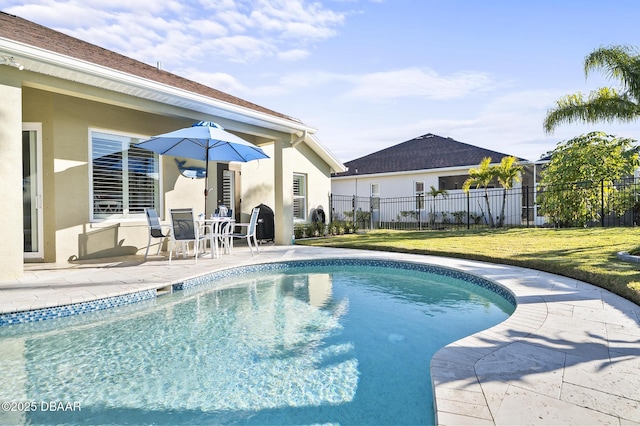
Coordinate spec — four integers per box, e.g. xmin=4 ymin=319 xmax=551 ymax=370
xmin=1 ymin=244 xmax=638 ymax=425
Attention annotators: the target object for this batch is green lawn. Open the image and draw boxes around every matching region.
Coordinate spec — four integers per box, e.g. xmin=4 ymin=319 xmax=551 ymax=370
xmin=296 ymin=227 xmax=640 ymax=306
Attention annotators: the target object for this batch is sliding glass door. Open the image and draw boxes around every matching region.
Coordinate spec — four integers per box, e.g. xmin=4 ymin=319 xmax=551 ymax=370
xmin=23 ymin=123 xmax=43 ymax=259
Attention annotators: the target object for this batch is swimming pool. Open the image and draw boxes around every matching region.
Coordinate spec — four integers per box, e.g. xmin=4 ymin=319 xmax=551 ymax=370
xmin=0 ymin=259 xmax=515 ymax=425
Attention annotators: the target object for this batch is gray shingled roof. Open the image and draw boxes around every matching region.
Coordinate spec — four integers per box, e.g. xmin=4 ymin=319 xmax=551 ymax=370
xmin=0 ymin=11 xmax=296 ymax=122
xmin=333 ymin=133 xmax=527 ymax=177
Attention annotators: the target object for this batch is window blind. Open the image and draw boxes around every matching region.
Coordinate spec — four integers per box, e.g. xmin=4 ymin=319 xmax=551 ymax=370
xmin=91 ymin=131 xmax=159 ymax=220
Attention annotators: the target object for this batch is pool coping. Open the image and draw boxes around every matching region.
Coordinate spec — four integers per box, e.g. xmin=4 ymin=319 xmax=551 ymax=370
xmin=1 ymin=245 xmax=639 ymax=425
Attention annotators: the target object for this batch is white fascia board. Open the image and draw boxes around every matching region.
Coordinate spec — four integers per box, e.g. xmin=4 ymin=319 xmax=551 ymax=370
xmin=331 ymin=164 xmax=477 ymax=180
xmin=0 ymin=39 xmax=315 ymax=135
xmin=306 ymin=134 xmax=346 ymax=173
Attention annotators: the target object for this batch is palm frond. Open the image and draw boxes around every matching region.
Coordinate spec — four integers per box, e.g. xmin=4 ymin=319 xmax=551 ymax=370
xmin=543 ymin=88 xmax=640 ymax=133
xmin=495 ymin=156 xmax=523 ymax=189
xmin=463 ymin=157 xmax=494 ymax=192
xmin=584 ymin=45 xmax=640 ymax=103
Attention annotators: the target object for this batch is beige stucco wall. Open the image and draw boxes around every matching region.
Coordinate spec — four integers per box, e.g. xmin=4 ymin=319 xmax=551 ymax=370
xmin=293 ymin=142 xmax=332 ymax=219
xmin=0 ymin=75 xmax=25 ymax=278
xmin=21 ymin=87 xmax=214 ymax=261
xmin=15 ymin=85 xmax=335 ymax=265
xmin=240 ymin=144 xmax=276 ymax=220
xmin=0 ymin=54 xmax=351 ymax=280
xmin=241 ymin=140 xmax=331 ymax=223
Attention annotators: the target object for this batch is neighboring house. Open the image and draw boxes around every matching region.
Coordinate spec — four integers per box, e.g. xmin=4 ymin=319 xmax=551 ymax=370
xmin=0 ymin=12 xmax=345 ymax=280
xmin=331 ymin=133 xmax=539 ymax=226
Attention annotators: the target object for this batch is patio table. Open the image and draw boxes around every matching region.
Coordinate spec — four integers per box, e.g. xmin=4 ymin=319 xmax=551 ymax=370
xmin=198 ymin=217 xmax=234 ymax=258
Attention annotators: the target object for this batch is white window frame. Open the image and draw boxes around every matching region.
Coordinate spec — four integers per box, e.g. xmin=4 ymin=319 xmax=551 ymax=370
xmin=293 ymin=173 xmax=307 ymax=221
xmin=221 ymin=169 xmax=235 ymax=213
xmin=23 ymin=122 xmax=44 ymax=259
xmin=89 ymin=128 xmax=162 ymax=222
xmin=370 ymin=183 xmax=380 ymax=198
xmin=414 ymin=180 xmax=425 ymax=209
xmin=370 ymin=182 xmax=381 ymax=211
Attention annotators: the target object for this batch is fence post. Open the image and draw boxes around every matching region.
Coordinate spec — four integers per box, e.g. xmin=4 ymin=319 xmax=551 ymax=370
xmin=467 ymin=192 xmax=470 ymax=230
xmin=601 ymin=180 xmax=605 ymax=227
xmin=369 ymin=197 xmax=374 ymax=230
xmin=352 ymin=195 xmax=356 ymax=228
xmin=329 ymin=194 xmax=333 ymax=223
xmin=525 ymin=185 xmax=529 ymax=228
xmin=418 ymin=195 xmax=423 ymax=230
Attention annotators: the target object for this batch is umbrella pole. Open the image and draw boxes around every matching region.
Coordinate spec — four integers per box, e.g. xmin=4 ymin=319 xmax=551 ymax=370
xmin=204 ymin=158 xmax=209 ymax=217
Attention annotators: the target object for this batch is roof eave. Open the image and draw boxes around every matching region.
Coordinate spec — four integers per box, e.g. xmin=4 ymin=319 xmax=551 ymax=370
xmin=306 ymin=134 xmax=346 ymax=173
xmin=0 ymin=38 xmax=316 ymax=135
xmin=331 ymin=163 xmax=495 ymax=179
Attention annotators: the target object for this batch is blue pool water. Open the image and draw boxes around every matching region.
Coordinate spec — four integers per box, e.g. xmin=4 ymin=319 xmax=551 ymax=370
xmin=0 ymin=260 xmax=514 ymax=425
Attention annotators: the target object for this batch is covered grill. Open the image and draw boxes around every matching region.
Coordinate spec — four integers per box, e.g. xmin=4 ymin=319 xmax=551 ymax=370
xmin=255 ymin=203 xmax=274 ymax=242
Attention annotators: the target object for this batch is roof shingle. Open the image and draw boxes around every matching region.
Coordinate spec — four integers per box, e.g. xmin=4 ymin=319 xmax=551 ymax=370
xmin=334 ymin=133 xmax=527 ymax=177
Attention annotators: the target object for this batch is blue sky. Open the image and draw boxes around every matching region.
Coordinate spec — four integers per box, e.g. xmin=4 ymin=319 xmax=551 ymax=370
xmin=3 ymin=0 xmax=640 ymax=163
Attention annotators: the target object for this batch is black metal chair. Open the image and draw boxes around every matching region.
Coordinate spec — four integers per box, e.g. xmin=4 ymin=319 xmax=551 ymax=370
xmin=144 ymin=208 xmax=169 ymax=260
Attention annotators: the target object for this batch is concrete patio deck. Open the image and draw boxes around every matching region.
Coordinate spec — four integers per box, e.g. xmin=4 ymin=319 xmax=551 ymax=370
xmin=1 ymin=244 xmax=639 ymax=425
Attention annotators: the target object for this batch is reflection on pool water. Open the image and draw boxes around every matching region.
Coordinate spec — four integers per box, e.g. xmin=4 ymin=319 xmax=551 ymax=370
xmin=0 ymin=260 xmax=515 ymax=425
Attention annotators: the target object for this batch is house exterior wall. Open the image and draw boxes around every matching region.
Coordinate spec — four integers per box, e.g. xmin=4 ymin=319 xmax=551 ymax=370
xmin=0 ymin=75 xmax=24 ymax=279
xmin=332 ymin=168 xmax=469 ymax=198
xmin=331 ymin=168 xmax=524 ymax=226
xmin=241 ymin=144 xmax=275 ymax=219
xmin=241 ymin=139 xmax=332 ymax=223
xmin=11 ymin=84 xmax=338 ymax=267
xmin=293 ymin=142 xmax=332 ymax=219
xmin=1 ymin=12 xmax=345 ymax=279
xmin=21 ymin=88 xmax=197 ymax=261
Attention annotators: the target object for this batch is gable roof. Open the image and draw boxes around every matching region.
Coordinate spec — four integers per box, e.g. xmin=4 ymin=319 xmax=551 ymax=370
xmin=0 ymin=11 xmax=292 ymax=121
xmin=333 ymin=133 xmax=527 ymax=177
xmin=0 ymin=11 xmax=346 ymax=172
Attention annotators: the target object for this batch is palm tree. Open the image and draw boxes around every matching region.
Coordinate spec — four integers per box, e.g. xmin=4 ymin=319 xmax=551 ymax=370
xmin=463 ymin=157 xmax=496 ymax=228
xmin=427 ymin=185 xmax=448 ymax=227
xmin=494 ymin=156 xmax=523 ymax=227
xmin=544 ymin=45 xmax=640 ymax=133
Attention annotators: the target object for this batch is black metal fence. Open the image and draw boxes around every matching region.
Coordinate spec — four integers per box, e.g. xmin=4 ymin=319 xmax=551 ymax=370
xmin=329 ymin=177 xmax=640 ymax=230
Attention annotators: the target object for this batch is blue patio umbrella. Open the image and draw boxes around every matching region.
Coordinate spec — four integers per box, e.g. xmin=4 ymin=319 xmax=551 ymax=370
xmin=137 ymin=121 xmax=269 ymax=215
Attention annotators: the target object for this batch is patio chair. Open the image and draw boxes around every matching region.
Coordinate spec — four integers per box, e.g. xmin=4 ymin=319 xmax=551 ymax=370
xmin=231 ymin=207 xmax=261 ymax=256
xmin=217 ymin=218 xmax=235 ymax=255
xmin=144 ymin=208 xmax=169 ymax=260
xmin=169 ymin=208 xmax=207 ymax=264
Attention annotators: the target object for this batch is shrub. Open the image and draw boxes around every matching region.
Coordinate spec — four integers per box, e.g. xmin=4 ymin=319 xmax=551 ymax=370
xmin=452 ymin=211 xmax=466 ymax=224
xmin=294 ymin=222 xmax=326 ymax=239
xmin=470 ymin=212 xmax=484 ymax=225
xmin=441 ymin=211 xmax=451 ymax=224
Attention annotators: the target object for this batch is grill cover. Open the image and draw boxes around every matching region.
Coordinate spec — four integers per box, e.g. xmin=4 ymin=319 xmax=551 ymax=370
xmin=255 ymin=203 xmax=274 ymax=242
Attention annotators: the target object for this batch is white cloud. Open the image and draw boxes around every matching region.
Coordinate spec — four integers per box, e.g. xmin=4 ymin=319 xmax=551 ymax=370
xmin=216 ymin=9 xmax=253 ymax=33
xmin=280 ymin=21 xmax=339 ymax=40
xmin=205 ymin=35 xmax=277 ymax=63
xmin=188 ymin=19 xmax=229 ymax=38
xmin=3 ymin=0 xmax=349 ymax=65
xmin=309 ymin=87 xmax=574 ymax=162
xmin=278 ymin=49 xmax=310 ymax=61
xmin=278 ymin=70 xmax=350 ymax=87
xmin=250 ymin=0 xmax=345 ymax=39
xmin=329 ymin=86 xmax=640 ymax=163
xmin=180 ymin=70 xmax=249 ymax=94
xmin=252 ymin=67 xmax=497 ymax=102
xmin=343 ymin=68 xmax=496 ymax=101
